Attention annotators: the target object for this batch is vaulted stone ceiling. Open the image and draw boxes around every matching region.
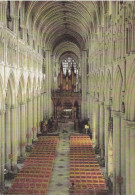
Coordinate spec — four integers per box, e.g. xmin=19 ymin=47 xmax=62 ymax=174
xmin=23 ymin=1 xmax=101 ymax=61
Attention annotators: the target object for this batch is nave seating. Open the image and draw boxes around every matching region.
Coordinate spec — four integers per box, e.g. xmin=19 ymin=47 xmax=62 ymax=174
xmin=7 ymin=136 xmax=59 ymax=195
xmin=69 ymin=135 xmax=108 ymax=195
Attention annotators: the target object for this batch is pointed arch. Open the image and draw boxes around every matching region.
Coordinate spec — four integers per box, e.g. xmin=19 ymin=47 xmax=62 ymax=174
xmin=113 ymin=66 xmax=123 ymax=111
xmin=105 ymin=70 xmax=112 ymax=105
xmin=125 ymin=61 xmax=135 ymax=120
xmin=6 ymin=72 xmax=16 ymax=106
xmin=99 ymin=71 xmax=105 ymax=102
xmin=26 ymin=75 xmax=32 ymax=100
xmin=17 ymin=74 xmax=25 ymax=104
xmin=33 ymin=76 xmax=37 ymax=96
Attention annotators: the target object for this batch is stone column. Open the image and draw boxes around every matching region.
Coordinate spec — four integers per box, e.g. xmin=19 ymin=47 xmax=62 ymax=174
xmin=43 ymin=93 xmax=46 ymax=120
xmin=3 ymin=2 xmax=7 ymax=24
xmin=11 ymin=105 xmax=17 ymax=171
xmin=104 ymin=105 xmax=110 ymax=175
xmin=33 ymin=97 xmax=37 ymax=139
xmin=125 ymin=121 xmax=130 ymax=195
xmin=46 ymin=50 xmax=52 ymax=118
xmin=27 ymin=99 xmax=32 ymax=146
xmin=44 ymin=92 xmax=48 ymax=120
xmin=89 ymin=95 xmax=94 ymax=132
xmin=129 ymin=123 xmax=135 ymax=195
xmin=0 ymin=111 xmax=2 ymax=187
xmin=17 ymin=104 xmax=21 ymax=156
xmin=0 ymin=3 xmax=2 ymax=22
xmin=92 ymin=99 xmax=99 ymax=147
xmin=37 ymin=95 xmax=41 ymax=133
xmin=120 ymin=113 xmax=126 ymax=195
xmin=40 ymin=94 xmax=43 ymax=122
xmin=99 ymin=102 xmax=104 ymax=158
xmin=125 ymin=120 xmax=135 ymax=195
xmin=5 ymin=105 xmax=11 ymax=171
xmin=0 ymin=110 xmax=5 ymax=189
xmin=81 ymin=50 xmax=87 ymax=119
xmin=112 ymin=111 xmax=121 ymax=195
xmin=20 ymin=102 xmax=26 ymax=156
xmin=132 ymin=20 xmax=135 ymax=52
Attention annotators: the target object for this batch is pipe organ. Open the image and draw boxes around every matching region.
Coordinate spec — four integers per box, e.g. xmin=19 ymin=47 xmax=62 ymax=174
xmin=58 ymin=64 xmax=76 ymax=92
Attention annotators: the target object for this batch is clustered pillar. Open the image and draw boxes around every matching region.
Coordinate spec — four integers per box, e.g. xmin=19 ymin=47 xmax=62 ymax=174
xmin=81 ymin=50 xmax=87 ymax=119
xmin=5 ymin=105 xmax=11 ymax=171
xmin=99 ymin=102 xmax=104 ymax=158
xmin=92 ymin=99 xmax=99 ymax=147
xmin=125 ymin=121 xmax=135 ymax=195
xmin=113 ymin=111 xmax=121 ymax=195
xmin=11 ymin=105 xmax=17 ymax=171
xmin=27 ymin=99 xmax=33 ymax=146
xmin=0 ymin=110 xmax=5 ymax=189
xmin=37 ymin=95 xmax=41 ymax=133
xmin=104 ymin=105 xmax=110 ymax=175
xmin=45 ymin=50 xmax=53 ymax=119
xmin=20 ymin=102 xmax=26 ymax=156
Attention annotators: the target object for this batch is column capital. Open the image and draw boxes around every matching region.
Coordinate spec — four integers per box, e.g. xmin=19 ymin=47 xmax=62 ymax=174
xmin=125 ymin=120 xmax=135 ymax=129
xmin=27 ymin=98 xmax=32 ymax=102
xmin=104 ymin=104 xmax=111 ymax=110
xmin=5 ymin=104 xmax=11 ymax=110
xmin=99 ymin=101 xmax=104 ymax=106
xmin=0 ymin=109 xmax=5 ymax=115
xmin=11 ymin=105 xmax=18 ymax=109
xmin=112 ymin=110 xmax=121 ymax=117
xmin=94 ymin=98 xmax=99 ymax=103
xmin=20 ymin=101 xmax=26 ymax=106
xmin=120 ymin=112 xmax=125 ymax=119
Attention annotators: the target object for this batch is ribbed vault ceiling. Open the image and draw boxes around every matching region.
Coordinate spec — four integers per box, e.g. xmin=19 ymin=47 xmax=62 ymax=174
xmin=24 ymin=1 xmax=100 ymax=61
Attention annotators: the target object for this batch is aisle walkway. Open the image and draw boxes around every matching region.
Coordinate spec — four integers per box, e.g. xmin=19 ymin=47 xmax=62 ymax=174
xmin=47 ymin=122 xmax=78 ymax=195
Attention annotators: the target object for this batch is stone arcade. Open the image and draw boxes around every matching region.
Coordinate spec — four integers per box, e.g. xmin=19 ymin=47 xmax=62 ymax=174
xmin=0 ymin=1 xmax=135 ymax=195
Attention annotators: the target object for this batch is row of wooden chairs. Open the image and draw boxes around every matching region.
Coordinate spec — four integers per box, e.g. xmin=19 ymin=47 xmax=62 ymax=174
xmin=7 ymin=136 xmax=59 ymax=195
xmin=69 ymin=135 xmax=108 ymax=195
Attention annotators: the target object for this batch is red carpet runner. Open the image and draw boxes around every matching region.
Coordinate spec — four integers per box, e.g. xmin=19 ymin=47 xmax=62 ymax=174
xmin=7 ymin=136 xmax=59 ymax=195
xmin=69 ymin=135 xmax=108 ymax=195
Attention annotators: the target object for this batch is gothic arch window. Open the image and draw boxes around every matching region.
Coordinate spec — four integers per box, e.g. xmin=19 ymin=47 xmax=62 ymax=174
xmin=62 ymin=56 xmax=78 ymax=76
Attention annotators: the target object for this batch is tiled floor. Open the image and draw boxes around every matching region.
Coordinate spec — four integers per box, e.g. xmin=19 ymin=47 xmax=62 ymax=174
xmin=4 ymin=122 xmax=110 ymax=195
xmin=47 ymin=122 xmax=79 ymax=195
